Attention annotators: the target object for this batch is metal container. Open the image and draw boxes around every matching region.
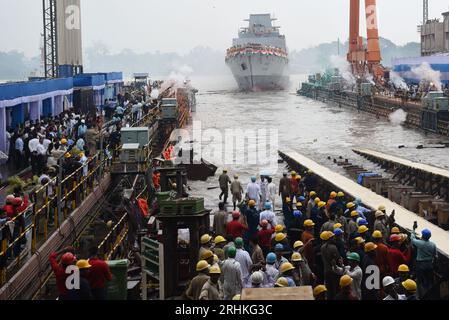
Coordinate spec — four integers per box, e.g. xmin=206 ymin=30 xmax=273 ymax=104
xmin=120 ymin=127 xmax=149 ymax=147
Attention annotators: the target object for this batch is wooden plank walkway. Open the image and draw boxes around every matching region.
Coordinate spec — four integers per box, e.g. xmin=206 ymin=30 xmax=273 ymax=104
xmin=279 ymin=150 xmax=449 ymax=258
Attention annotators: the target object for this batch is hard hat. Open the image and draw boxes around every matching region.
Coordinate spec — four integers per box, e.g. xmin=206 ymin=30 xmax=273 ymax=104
xmin=390 ymin=234 xmax=402 ymax=243
xmin=378 ymin=205 xmax=386 ymax=211
xmin=422 ymin=229 xmax=432 ymax=239
xmin=275 ymin=233 xmax=287 ymax=242
xmin=232 ymin=211 xmax=241 ymax=219
xmin=340 ymin=275 xmax=353 ymax=288
xmin=347 ymin=252 xmax=361 ymax=262
xmin=382 ymin=276 xmax=396 ymax=288
xmin=290 ymin=171 xmax=297 ymax=176
xmin=295 ymin=202 xmax=303 ymax=208
xmin=314 ymin=198 xmax=321 ymax=204
xmin=248 ymin=200 xmax=256 ymax=207
xmin=275 ymin=277 xmax=289 ymax=287
xmin=60 ymin=138 xmax=68 ymax=145
xmin=295 ymin=175 xmax=301 ymax=180
xmin=106 ymin=220 xmax=113 ymax=228
xmin=76 ymin=259 xmax=91 ymax=270
xmin=201 ymin=250 xmax=214 ymax=260
xmin=346 ymin=202 xmax=356 ymax=209
xmin=234 ymin=174 xmax=239 ymax=179
xmin=260 ymin=220 xmax=269 ymax=227
xmin=330 ymin=191 xmax=337 ymax=199
xmin=196 ymin=260 xmax=210 ymax=272
xmin=375 ymin=210 xmax=385 ymax=219
xmin=293 ymin=241 xmax=304 ymax=249
xmin=280 ymin=262 xmax=295 ymax=274
xmin=200 ymin=234 xmax=212 ymax=244
xmin=214 ymin=236 xmax=226 ymax=245
xmin=78 ymin=152 xmax=85 ymax=158
xmin=235 ymin=237 xmax=244 ymax=248
xmin=266 ymin=252 xmax=276 ymax=264
xmin=398 ymin=264 xmax=410 ymax=273
xmin=251 ymin=176 xmax=257 ymax=182
xmin=250 ymin=271 xmax=264 ymax=285
xmin=291 ymin=252 xmax=303 ymax=262
xmin=391 ymin=227 xmax=400 ymax=234
xmin=223 ymin=168 xmax=228 ymax=172
xmin=275 ymin=244 xmax=284 ymax=251
xmin=372 ymin=230 xmax=383 ymax=239
xmin=304 ymin=219 xmax=315 ymax=227
xmin=209 ymin=265 xmax=221 ymax=274
xmin=358 ymin=219 xmax=368 ymax=226
xmin=213 ymin=255 xmax=219 ymax=264
xmin=313 ymin=285 xmax=327 ymax=297
xmin=298 ymin=196 xmax=306 ymax=202
xmin=334 ymin=228 xmax=344 ymax=236
xmin=355 ymin=237 xmax=365 ymax=245
xmin=5 ymin=195 xmax=14 ymax=203
xmin=232 ymin=295 xmax=241 ymax=300
xmin=285 ymin=197 xmax=291 ymax=203
xmin=307 ymin=170 xmax=314 ymax=174
xmin=318 ymin=201 xmax=326 ymax=209
xmin=337 ymin=192 xmax=345 ymax=197
xmin=358 ymin=225 xmax=369 ymax=234
xmin=227 ymin=246 xmax=237 ymax=258
xmin=64 ymin=152 xmax=72 ymax=158
xmin=350 ymin=211 xmax=359 ymax=218
xmin=293 ymin=210 xmax=301 ymax=218
xmin=333 ymin=223 xmax=343 ymax=230
xmin=309 ymin=191 xmax=317 ymax=197
xmin=275 ymin=225 xmax=284 ymax=233
xmin=61 ymin=252 xmax=76 ymax=265
xmin=320 ymin=231 xmax=334 ymax=241
xmin=264 ymin=202 xmax=272 ymax=210
xmin=364 ymin=242 xmax=378 ymax=253
xmin=402 ymin=279 xmax=417 ymax=293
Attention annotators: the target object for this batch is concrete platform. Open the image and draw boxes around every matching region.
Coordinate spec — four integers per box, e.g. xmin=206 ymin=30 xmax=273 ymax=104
xmin=279 ymin=150 xmax=449 ymax=258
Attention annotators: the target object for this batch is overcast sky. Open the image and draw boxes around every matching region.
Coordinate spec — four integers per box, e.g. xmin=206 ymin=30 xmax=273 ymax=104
xmin=1 ymin=0 xmax=449 ymax=57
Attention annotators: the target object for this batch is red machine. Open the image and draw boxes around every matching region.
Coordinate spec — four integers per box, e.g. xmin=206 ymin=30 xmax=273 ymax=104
xmin=348 ymin=0 xmax=386 ymax=82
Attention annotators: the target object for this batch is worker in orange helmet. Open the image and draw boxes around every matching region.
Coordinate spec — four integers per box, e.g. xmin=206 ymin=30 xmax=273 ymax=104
xmin=49 ymin=246 xmax=77 ymax=300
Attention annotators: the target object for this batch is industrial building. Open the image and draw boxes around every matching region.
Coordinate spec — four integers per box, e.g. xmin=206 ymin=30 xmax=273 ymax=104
xmin=421 ymin=11 xmax=449 ymax=56
xmin=392 ymin=55 xmax=449 ymax=86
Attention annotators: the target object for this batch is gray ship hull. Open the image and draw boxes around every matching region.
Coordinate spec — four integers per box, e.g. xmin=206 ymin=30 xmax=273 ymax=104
xmin=227 ymin=54 xmax=289 ymax=91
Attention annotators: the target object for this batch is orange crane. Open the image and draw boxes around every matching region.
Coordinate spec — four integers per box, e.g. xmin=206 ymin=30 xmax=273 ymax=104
xmin=347 ymin=0 xmax=386 ymax=82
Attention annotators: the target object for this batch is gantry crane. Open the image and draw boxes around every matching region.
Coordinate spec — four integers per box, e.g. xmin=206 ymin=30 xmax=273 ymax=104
xmin=347 ymin=0 xmax=386 ymax=83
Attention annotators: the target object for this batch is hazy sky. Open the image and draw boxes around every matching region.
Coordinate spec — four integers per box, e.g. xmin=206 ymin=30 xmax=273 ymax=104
xmin=1 ymin=0 xmax=449 ymax=57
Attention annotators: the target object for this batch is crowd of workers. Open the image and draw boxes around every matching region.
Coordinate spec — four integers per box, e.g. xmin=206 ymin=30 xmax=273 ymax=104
xmin=185 ymin=169 xmax=438 ymax=301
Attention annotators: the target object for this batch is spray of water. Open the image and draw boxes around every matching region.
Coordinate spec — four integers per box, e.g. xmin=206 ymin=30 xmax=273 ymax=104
xmin=390 ymin=71 xmax=409 ymax=90
xmin=329 ymin=55 xmax=356 ymax=85
xmin=160 ymin=65 xmax=195 ymax=96
xmin=389 ymin=109 xmax=407 ymax=125
xmin=411 ymin=62 xmax=442 ymax=91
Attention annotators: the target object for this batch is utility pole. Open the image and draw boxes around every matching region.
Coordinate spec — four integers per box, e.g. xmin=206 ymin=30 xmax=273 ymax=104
xmin=423 ymin=0 xmax=429 ymax=24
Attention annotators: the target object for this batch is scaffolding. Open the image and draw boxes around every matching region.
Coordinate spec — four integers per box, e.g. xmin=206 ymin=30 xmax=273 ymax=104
xmin=42 ymin=0 xmax=58 ymax=78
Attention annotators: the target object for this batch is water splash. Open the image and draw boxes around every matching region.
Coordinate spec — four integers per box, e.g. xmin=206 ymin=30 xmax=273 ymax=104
xmin=329 ymin=55 xmax=356 ymax=85
xmin=389 ymin=109 xmax=407 ymax=125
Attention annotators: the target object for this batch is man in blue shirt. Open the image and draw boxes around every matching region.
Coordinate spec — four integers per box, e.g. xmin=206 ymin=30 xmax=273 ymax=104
xmin=411 ymin=226 xmax=437 ymax=299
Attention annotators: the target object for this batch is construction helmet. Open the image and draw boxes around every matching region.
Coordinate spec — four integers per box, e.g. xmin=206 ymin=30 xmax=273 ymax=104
xmin=309 ymin=191 xmax=317 ymax=197
xmin=275 ymin=277 xmax=289 ymax=287
xmin=320 ymin=231 xmax=334 ymax=241
xmin=358 ymin=225 xmax=369 ymax=234
xmin=333 ymin=223 xmax=343 ymax=230
xmin=351 ymin=210 xmax=359 ymax=218
xmin=213 ymin=255 xmax=219 ymax=264
xmin=209 ymin=265 xmax=221 ymax=274
xmin=293 ymin=241 xmax=304 ymax=249
xmin=346 ymin=202 xmax=356 ymax=209
xmin=391 ymin=227 xmax=400 ymax=234
xmin=248 ymin=200 xmax=256 ymax=207
xmin=280 ymin=262 xmax=295 ymax=274
xmin=275 ymin=244 xmax=284 ymax=252
xmin=264 ymin=202 xmax=272 ymax=210
xmin=200 ymin=234 xmax=212 ymax=245
xmin=346 ymin=252 xmax=361 ymax=262
xmin=196 ymin=260 xmax=210 ymax=272
xmin=232 ymin=294 xmax=241 ymax=300
xmin=314 ymin=198 xmax=321 ymax=204
xmin=372 ymin=230 xmax=383 ymax=239
xmin=337 ymin=192 xmax=345 ymax=197
xmin=313 ymin=285 xmax=327 ymax=297
xmin=275 ymin=233 xmax=287 ymax=242
xmin=291 ymin=252 xmax=303 ymax=262
xmin=382 ymin=276 xmax=396 ymax=288
xmin=330 ymin=191 xmax=337 ymax=199
xmin=214 ymin=236 xmax=226 ymax=245
xmin=234 ymin=237 xmax=244 ymax=248
xmin=375 ymin=210 xmax=385 ymax=219
xmin=5 ymin=195 xmax=14 ymax=203
xmin=60 ymin=138 xmax=68 ymax=145
xmin=296 ymin=202 xmax=303 ymax=208
xmin=398 ymin=264 xmax=410 ymax=273
xmin=285 ymin=197 xmax=292 ymax=203
xmin=304 ymin=220 xmax=315 ymax=228
xmin=340 ymin=275 xmax=353 ymax=288
xmin=334 ymin=228 xmax=344 ymax=236
xmin=390 ymin=234 xmax=402 ymax=243
xmin=76 ymin=259 xmax=91 ymax=270
xmin=364 ymin=242 xmax=378 ymax=253
xmin=378 ymin=205 xmax=386 ymax=211
xmin=232 ymin=211 xmax=241 ymax=219
xmin=61 ymin=252 xmax=76 ymax=265
xmin=318 ymin=201 xmax=326 ymax=209
xmin=291 ymin=171 xmax=297 ymax=176
xmin=266 ymin=253 xmax=276 ymax=264
xmin=223 ymin=168 xmax=228 ymax=173
xmin=227 ymin=246 xmax=237 ymax=258
xmin=422 ymin=229 xmax=432 ymax=240
xmin=402 ymin=279 xmax=417 ymax=293
xmin=250 ymin=271 xmax=264 ymax=285
xmin=275 ymin=225 xmax=284 ymax=233
xmin=201 ymin=250 xmax=214 ymax=260
xmin=64 ymin=152 xmax=72 ymax=159
xmin=295 ymin=175 xmax=301 ymax=180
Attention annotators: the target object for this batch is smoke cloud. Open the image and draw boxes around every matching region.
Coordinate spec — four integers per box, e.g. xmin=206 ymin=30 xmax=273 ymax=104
xmin=411 ymin=62 xmax=442 ymax=91
xmin=329 ymin=55 xmax=356 ymax=85
xmin=389 ymin=109 xmax=407 ymax=125
xmin=390 ymin=71 xmax=409 ymax=90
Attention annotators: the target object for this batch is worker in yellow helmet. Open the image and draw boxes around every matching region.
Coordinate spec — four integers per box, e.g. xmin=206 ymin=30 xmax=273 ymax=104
xmin=199 ymin=265 xmax=223 ymax=300
xmin=320 ymin=231 xmax=341 ymax=300
xmin=362 ymin=242 xmax=380 ymax=300
xmin=313 ymin=285 xmax=328 ymax=300
xmin=328 ymin=191 xmax=346 ymax=215
xmin=333 ymin=253 xmax=362 ymax=300
xmin=185 ymin=260 xmax=210 ymax=300
xmin=199 ymin=234 xmax=212 ymax=260
xmin=395 ymin=264 xmax=411 ymax=295
xmin=372 ymin=230 xmax=389 ymax=278
xmin=326 ymin=191 xmax=337 ymax=212
xmin=213 ymin=236 xmax=227 ymax=261
xmin=402 ymin=279 xmax=418 ymax=300
xmin=301 ymin=220 xmax=316 ymax=269
xmin=336 ymin=275 xmax=358 ymax=300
